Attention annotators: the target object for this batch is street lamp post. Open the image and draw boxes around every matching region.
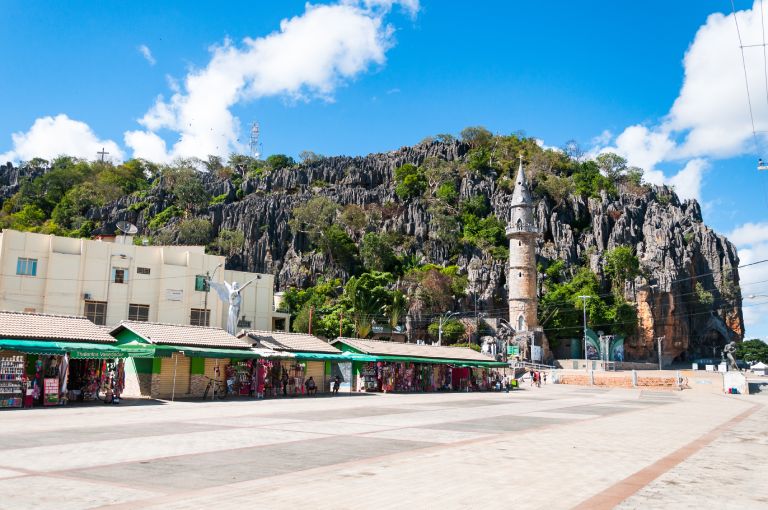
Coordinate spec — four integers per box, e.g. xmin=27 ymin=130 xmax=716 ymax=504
xmin=578 ymin=295 xmax=592 ymax=364
xmin=438 ymin=311 xmax=460 ymax=346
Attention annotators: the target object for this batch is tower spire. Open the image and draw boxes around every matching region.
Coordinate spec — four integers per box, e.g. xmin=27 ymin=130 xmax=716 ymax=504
xmin=507 ymin=155 xmax=539 ymax=333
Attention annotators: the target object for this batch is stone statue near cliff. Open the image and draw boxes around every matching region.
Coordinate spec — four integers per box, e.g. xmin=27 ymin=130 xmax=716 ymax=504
xmin=722 ymin=341 xmax=740 ymax=372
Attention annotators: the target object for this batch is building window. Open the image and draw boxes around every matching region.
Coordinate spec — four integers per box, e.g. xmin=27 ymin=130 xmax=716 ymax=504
xmin=137 ymin=267 xmax=151 ymax=275
xmin=195 ymin=275 xmax=209 ymax=292
xmin=516 ymin=219 xmax=523 ymax=230
xmin=128 ymin=304 xmax=150 ymax=322
xmin=519 ymin=272 xmax=522 ymax=278
xmin=16 ymin=257 xmax=37 ymax=276
xmin=517 ymin=315 xmax=525 ymax=331
xmin=112 ymin=267 xmax=128 ymax=284
xmin=518 ymin=241 xmax=522 ymax=246
xmin=190 ymin=308 xmax=210 ymax=327
xmin=84 ymin=300 xmax=108 ymax=325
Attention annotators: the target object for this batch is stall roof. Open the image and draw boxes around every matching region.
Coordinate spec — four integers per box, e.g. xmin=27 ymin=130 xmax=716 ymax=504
xmin=111 ymin=321 xmax=252 ymax=349
xmin=332 ymin=337 xmax=500 ymax=364
xmin=242 ymin=330 xmax=341 ymax=354
xmin=0 ymin=310 xmax=117 ymax=344
xmin=0 ymin=338 xmax=130 ymax=358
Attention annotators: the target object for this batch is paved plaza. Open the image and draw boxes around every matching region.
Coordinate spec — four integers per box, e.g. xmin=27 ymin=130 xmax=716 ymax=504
xmin=0 ymin=384 xmax=765 ymax=509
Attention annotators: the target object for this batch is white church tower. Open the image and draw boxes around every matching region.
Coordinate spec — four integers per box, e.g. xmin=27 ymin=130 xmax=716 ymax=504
xmin=506 ymin=156 xmax=539 ymax=332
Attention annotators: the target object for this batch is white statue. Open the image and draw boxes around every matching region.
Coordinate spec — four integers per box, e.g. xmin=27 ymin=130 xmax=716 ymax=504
xmin=208 ymin=276 xmax=260 ymax=335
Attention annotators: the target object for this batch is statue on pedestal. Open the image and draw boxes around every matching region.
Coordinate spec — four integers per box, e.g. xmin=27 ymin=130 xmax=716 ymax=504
xmin=722 ymin=341 xmax=740 ymax=372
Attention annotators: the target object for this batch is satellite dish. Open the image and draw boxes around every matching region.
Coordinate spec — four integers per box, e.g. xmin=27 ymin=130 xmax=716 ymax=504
xmin=116 ymin=221 xmax=139 ymax=235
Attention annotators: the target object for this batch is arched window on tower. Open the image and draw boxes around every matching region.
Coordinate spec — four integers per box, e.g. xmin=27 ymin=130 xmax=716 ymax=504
xmin=517 ymin=314 xmax=525 ymax=331
xmin=516 ymin=219 xmax=523 ymax=231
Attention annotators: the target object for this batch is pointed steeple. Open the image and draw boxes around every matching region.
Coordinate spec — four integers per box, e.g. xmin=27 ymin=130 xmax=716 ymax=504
xmin=507 ymin=154 xmax=536 ymax=235
xmin=510 ymin=154 xmax=532 ymax=207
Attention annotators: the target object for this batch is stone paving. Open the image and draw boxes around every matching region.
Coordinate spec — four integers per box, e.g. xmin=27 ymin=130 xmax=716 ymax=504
xmin=0 ymin=385 xmax=763 ymax=509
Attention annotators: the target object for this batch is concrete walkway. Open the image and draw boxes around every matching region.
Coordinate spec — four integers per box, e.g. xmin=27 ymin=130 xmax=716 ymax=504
xmin=0 ymin=385 xmax=763 ymax=509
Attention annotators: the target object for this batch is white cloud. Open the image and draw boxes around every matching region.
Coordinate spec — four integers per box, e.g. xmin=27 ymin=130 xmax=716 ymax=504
xmin=594 ymin=1 xmax=768 ymax=202
xmin=727 ymin=220 xmax=768 ymax=338
xmin=127 ymin=1 xmax=417 ymax=161
xmin=732 ymin=241 xmax=768 ymax=338
xmin=0 ymin=114 xmax=123 ymax=163
xmin=728 ymin=221 xmax=768 ymax=246
xmin=138 ymin=44 xmax=156 ymax=66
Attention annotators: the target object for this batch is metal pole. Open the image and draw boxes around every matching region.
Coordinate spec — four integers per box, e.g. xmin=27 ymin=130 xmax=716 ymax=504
xmin=203 ymin=270 xmax=210 ymax=323
xmin=578 ymin=295 xmax=591 ymax=367
xmin=171 ymin=353 xmax=178 ymax=402
xmin=474 ymin=293 xmax=478 ymax=347
xmin=438 ymin=315 xmax=443 ymax=346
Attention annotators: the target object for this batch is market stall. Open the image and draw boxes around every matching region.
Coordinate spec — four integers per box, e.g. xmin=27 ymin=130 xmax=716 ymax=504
xmin=111 ymin=321 xmax=272 ymax=400
xmin=332 ymin=337 xmax=508 ymax=393
xmin=0 ymin=311 xmax=129 ymax=408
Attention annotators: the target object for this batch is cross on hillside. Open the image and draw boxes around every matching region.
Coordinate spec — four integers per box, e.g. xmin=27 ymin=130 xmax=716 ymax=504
xmin=97 ymin=147 xmax=109 ymax=162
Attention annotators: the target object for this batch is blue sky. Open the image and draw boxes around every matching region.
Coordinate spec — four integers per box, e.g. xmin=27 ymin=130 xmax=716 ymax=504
xmin=2 ymin=0 xmax=768 ymax=337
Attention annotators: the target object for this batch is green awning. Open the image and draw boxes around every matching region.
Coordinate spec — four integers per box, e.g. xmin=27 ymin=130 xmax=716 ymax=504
xmin=0 ymin=339 xmax=127 ymax=359
xmin=293 ymin=352 xmax=376 ymax=362
xmin=360 ymin=354 xmax=508 ymax=367
xmin=154 ymin=345 xmax=258 ymax=359
xmin=116 ymin=341 xmax=158 ymax=358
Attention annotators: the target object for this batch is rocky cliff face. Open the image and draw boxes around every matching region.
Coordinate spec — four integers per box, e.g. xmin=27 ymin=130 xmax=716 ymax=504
xmin=0 ymin=141 xmax=743 ymax=361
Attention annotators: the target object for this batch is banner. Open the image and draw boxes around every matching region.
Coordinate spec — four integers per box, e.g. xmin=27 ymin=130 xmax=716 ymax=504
xmin=609 ymin=336 xmax=624 ymax=362
xmin=585 ymin=328 xmax=600 ymax=360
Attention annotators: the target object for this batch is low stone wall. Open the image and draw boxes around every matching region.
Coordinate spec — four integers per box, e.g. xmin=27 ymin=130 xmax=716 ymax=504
xmin=554 ymin=371 xmax=680 ymax=389
xmin=190 ymin=375 xmax=208 ymax=397
xmin=556 ymin=359 xmax=659 ymax=371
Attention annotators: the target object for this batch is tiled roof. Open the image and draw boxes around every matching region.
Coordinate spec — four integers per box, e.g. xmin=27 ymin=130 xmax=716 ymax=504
xmin=0 ymin=310 xmax=117 ymax=343
xmin=333 ymin=337 xmax=493 ymax=362
xmin=112 ymin=321 xmax=252 ymax=349
xmin=243 ymin=330 xmax=340 ymax=354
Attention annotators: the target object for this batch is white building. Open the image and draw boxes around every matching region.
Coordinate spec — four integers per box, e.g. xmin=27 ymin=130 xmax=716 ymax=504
xmin=0 ymin=229 xmax=289 ymax=331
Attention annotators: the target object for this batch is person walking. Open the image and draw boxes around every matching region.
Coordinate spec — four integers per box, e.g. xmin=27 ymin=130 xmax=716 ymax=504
xmin=542 ymin=371 xmax=547 ymax=385
xmin=281 ymin=370 xmax=289 ymax=397
xmin=332 ymin=376 xmax=341 ymax=395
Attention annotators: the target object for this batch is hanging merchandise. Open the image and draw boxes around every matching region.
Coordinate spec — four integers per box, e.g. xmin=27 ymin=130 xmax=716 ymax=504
xmin=58 ymin=354 xmax=69 ymax=404
xmin=0 ymin=353 xmax=25 ymax=408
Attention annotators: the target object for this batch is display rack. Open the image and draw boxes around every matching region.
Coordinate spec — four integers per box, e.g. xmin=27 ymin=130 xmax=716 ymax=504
xmin=43 ymin=377 xmax=59 ymax=406
xmin=0 ymin=354 xmax=25 ymax=408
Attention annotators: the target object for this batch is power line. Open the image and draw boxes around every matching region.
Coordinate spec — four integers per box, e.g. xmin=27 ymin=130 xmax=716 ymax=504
xmin=732 ymin=0 xmax=761 ymax=149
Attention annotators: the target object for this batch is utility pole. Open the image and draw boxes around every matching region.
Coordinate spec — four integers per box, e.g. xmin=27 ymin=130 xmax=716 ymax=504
xmin=339 ymin=311 xmax=344 ymax=338
xmin=309 ymin=306 xmax=314 ymax=335
xmin=203 ymin=263 xmax=223 ymax=327
xmin=474 ymin=292 xmax=479 ymax=347
xmin=578 ymin=295 xmax=592 ymax=363
xmin=656 ymin=336 xmax=665 ymax=370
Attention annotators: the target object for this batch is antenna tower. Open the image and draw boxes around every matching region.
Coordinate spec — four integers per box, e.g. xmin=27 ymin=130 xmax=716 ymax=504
xmin=249 ymin=122 xmax=261 ymax=159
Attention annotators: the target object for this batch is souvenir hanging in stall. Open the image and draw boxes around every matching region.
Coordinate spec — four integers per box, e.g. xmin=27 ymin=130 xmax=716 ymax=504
xmin=0 ymin=353 xmax=25 ymax=408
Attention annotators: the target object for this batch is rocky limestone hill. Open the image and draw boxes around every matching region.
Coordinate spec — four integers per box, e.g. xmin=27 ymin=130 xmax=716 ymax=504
xmin=0 ymin=139 xmax=744 ymax=362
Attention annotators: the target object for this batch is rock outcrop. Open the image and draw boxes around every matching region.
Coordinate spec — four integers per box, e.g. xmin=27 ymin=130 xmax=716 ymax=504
xmin=0 ymin=140 xmax=743 ymax=361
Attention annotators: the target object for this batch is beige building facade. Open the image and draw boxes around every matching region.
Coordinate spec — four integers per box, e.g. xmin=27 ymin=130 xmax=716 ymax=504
xmin=0 ymin=229 xmax=289 ymax=331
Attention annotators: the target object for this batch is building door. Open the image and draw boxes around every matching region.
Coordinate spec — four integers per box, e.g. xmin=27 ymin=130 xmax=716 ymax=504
xmin=157 ymin=353 xmax=190 ymax=399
